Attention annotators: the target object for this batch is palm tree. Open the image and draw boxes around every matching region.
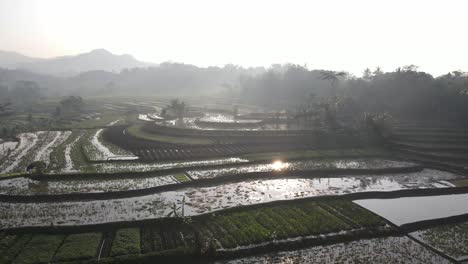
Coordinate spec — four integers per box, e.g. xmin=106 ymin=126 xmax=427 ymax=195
xmin=169 ymin=99 xmax=186 ymax=120
xmin=319 ymin=70 xmax=347 ymax=97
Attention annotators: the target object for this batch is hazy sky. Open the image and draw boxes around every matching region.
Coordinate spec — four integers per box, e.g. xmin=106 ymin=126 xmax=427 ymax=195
xmin=0 ymin=0 xmax=467 ymax=76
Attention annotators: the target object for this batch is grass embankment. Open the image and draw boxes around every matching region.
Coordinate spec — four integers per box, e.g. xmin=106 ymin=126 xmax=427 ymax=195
xmin=173 ymin=172 xmax=191 ymax=182
xmin=0 ymin=199 xmax=387 ymax=263
xmin=241 ymin=148 xmax=387 ymax=161
xmin=127 ymin=124 xmax=213 ymax=145
xmin=0 ymin=172 xmax=29 ymax=179
xmin=450 ymin=178 xmax=468 ymax=187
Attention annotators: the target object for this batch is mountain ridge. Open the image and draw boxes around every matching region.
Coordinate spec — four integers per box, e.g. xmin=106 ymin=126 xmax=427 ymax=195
xmin=0 ymin=49 xmax=156 ymax=76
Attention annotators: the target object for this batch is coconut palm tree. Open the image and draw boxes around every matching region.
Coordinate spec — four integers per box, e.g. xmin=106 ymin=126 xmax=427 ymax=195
xmin=319 ymin=70 xmax=347 ymax=97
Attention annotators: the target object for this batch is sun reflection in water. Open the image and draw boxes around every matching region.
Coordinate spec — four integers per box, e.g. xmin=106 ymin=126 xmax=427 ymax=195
xmin=271 ymin=160 xmax=289 ymax=171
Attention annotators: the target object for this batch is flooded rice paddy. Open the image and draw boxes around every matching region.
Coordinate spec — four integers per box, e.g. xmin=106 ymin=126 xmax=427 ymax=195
xmin=187 ymin=159 xmax=417 ymax=179
xmin=411 ymin=221 xmax=468 ymax=261
xmin=90 ymin=157 xmax=249 ymax=173
xmin=0 ymin=140 xmax=18 ymax=157
xmin=199 ymin=113 xmax=261 ymax=124
xmin=216 ymin=236 xmax=450 ymax=264
xmin=0 ymin=131 xmax=71 ymax=173
xmin=355 ymin=193 xmax=468 ymax=226
xmin=0 ymin=175 xmax=178 ymax=195
xmin=88 ymin=129 xmax=138 ymax=161
xmin=0 ymin=169 xmax=460 ymax=228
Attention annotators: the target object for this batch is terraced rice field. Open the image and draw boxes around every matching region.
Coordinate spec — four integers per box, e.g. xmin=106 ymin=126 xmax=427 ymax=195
xmin=1 ymin=110 xmax=468 ymax=263
xmin=217 ymin=236 xmax=450 ymax=263
xmin=355 ymin=193 xmax=468 ymax=226
xmin=186 ymin=158 xmax=417 ymax=179
xmin=82 ymin=129 xmax=138 ymax=161
xmin=411 ymin=221 xmax=468 ymax=261
xmin=0 ymin=168 xmax=460 ymax=228
xmin=0 ymin=131 xmax=71 ymax=173
xmin=0 ymin=199 xmax=390 ymax=263
xmin=0 ymin=174 xmax=181 ymax=195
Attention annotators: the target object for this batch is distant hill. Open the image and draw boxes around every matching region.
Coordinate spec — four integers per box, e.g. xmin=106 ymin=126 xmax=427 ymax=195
xmin=0 ymin=49 xmax=156 ymax=76
xmin=0 ymin=50 xmax=42 ymax=68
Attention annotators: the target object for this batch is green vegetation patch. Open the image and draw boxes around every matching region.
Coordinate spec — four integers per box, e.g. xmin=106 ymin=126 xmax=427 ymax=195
xmin=15 ymin=234 xmax=64 ymax=264
xmin=140 ymin=223 xmax=196 ymax=256
xmin=241 ymin=148 xmax=386 ymax=162
xmin=173 ymin=172 xmax=191 ymax=183
xmin=53 ymin=232 xmax=101 ymax=262
xmin=450 ymin=178 xmax=468 ymax=187
xmin=320 ymin=200 xmax=385 ymax=228
xmin=196 ymin=201 xmax=350 ymax=249
xmin=415 ymin=221 xmax=468 ymax=259
xmin=0 ymin=234 xmax=19 ymax=253
xmin=0 ymin=234 xmax=32 ymax=264
xmin=0 ymin=172 xmax=29 ymax=179
xmin=110 ymin=228 xmax=141 ymax=257
xmin=127 ymin=124 xmax=213 ymax=145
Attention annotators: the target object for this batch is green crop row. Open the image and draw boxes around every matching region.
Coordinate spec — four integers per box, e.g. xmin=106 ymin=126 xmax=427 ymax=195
xmin=0 ymin=234 xmax=32 ymax=264
xmin=320 ymin=200 xmax=385 ymax=228
xmin=195 ymin=202 xmax=350 ymax=249
xmin=241 ymin=148 xmax=386 ymax=161
xmin=0 ymin=199 xmax=389 ymax=262
xmin=110 ymin=228 xmax=141 ymax=257
xmin=141 ymin=223 xmax=196 ymax=255
xmin=0 ymin=232 xmax=102 ymax=264
xmin=54 ymin=232 xmax=102 ymax=262
xmin=15 ymin=234 xmax=65 ymax=264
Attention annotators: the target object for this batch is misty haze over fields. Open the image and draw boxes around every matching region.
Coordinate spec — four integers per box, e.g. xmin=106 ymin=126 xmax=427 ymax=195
xmin=1 ymin=1 xmax=468 ymax=263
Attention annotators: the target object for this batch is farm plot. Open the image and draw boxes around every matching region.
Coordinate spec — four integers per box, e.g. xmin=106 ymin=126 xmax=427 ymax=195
xmin=186 ymin=158 xmax=417 ymax=179
xmin=240 ymin=148 xmax=387 ymax=161
xmin=83 ymin=129 xmax=138 ymax=161
xmin=216 ymin=236 xmax=450 ymax=264
xmin=0 ymin=131 xmax=71 ymax=174
xmin=140 ymin=222 xmax=196 ymax=254
xmin=411 ymin=221 xmax=468 ymax=261
xmin=138 ymin=114 xmax=153 ymax=121
xmin=200 ymin=113 xmax=236 ymax=123
xmin=0 ymin=234 xmax=33 ymax=264
xmin=0 ymin=132 xmax=40 ymax=173
xmin=53 ymin=232 xmax=102 ymax=262
xmin=355 ymin=193 xmax=468 ymax=226
xmin=0 ymin=174 xmax=179 ymax=195
xmin=91 ymin=157 xmax=249 ymax=173
xmin=48 ymin=131 xmax=84 ymax=173
xmin=110 ymin=228 xmax=141 ymax=256
xmin=0 ymin=169 xmax=458 ymax=228
xmin=195 ymin=202 xmax=354 ymax=249
xmin=32 ymin=131 xmax=71 ymax=164
xmin=0 ymin=140 xmax=17 ymax=158
xmin=14 ymin=234 xmax=65 ymax=264
xmin=0 ymin=199 xmax=385 ymax=262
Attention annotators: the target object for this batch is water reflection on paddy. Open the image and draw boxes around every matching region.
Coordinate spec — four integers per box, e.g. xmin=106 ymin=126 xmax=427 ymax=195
xmin=187 ymin=158 xmax=417 ymax=179
xmin=0 ymin=169 xmax=459 ymax=228
xmin=0 ymin=175 xmax=178 ymax=195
